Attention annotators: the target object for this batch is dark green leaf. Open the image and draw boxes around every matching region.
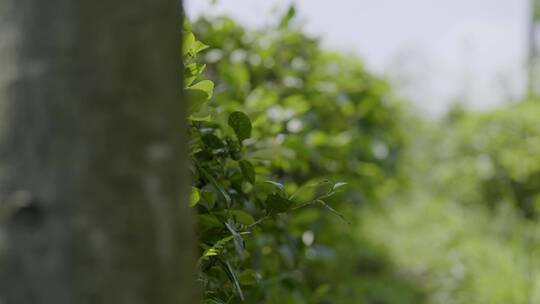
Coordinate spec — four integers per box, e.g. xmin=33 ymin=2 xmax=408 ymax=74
xmin=197 ymin=214 xmax=223 ymax=232
xmin=199 ymin=167 xmax=231 ymax=206
xmin=225 ymin=221 xmax=245 ymax=258
xmin=239 ymin=160 xmax=256 ymax=184
xmin=200 ymin=184 xmax=217 ymax=210
xmin=202 ymin=134 xmax=225 ymax=149
xmin=265 ymin=193 xmax=294 ymax=215
xmin=219 ymin=259 xmax=244 ymax=301
xmin=317 ymin=200 xmax=350 ymax=224
xmin=228 ymin=111 xmax=252 ymax=141
xmin=230 ymin=210 xmax=255 ymax=225
xmin=238 ymin=269 xmax=260 ymax=286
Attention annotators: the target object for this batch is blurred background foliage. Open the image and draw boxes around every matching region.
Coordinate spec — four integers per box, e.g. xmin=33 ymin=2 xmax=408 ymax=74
xmin=187 ymin=4 xmax=540 ymax=304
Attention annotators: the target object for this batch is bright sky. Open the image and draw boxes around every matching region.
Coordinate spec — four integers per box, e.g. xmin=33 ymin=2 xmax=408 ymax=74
xmin=185 ymin=0 xmax=530 ymax=115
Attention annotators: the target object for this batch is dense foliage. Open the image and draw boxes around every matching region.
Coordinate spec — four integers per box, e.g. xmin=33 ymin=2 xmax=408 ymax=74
xmin=185 ymin=7 xmax=417 ymax=304
xmin=186 ymin=5 xmax=540 ymax=304
xmin=431 ymin=102 xmax=540 ymax=218
xmin=185 ymin=23 xmax=348 ymax=303
xmin=363 ymin=101 xmax=540 ymax=304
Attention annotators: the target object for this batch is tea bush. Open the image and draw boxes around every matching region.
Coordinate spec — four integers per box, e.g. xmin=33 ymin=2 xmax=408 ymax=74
xmin=186 ymin=7 xmax=417 ymax=303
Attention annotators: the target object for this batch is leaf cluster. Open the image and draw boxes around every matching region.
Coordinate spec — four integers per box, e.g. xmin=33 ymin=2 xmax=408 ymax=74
xmin=184 ymin=26 xmax=346 ymax=303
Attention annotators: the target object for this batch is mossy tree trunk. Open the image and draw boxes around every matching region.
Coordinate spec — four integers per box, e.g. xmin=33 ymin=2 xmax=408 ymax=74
xmin=0 ymin=0 xmax=197 ymax=303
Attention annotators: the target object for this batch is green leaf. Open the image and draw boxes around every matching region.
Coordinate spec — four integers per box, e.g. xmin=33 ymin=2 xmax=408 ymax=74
xmin=198 ymin=235 xmax=234 ymax=265
xmin=225 ymin=221 xmax=245 ymax=258
xmin=185 ymin=63 xmax=206 ymax=86
xmin=197 ymin=214 xmax=222 ymax=232
xmin=279 ymin=4 xmax=296 ymax=28
xmin=332 ymin=182 xmax=348 ymax=191
xmin=253 ymin=181 xmax=288 ymax=202
xmin=230 ymin=210 xmax=255 ymax=225
xmin=239 ymin=160 xmax=256 ymax=184
xmin=248 ymin=146 xmax=293 ymax=160
xmin=186 ymin=89 xmax=210 ymax=113
xmin=313 ymin=179 xmax=334 ymax=196
xmin=199 ymin=167 xmax=231 ymax=207
xmin=204 ymin=298 xmax=226 ymax=304
xmin=202 ymin=134 xmax=225 ymax=149
xmin=183 ymin=32 xmax=196 ymax=56
xmin=186 ymin=80 xmax=214 ymax=114
xmin=192 ymin=41 xmax=209 ymax=55
xmin=183 ymin=32 xmax=209 ymax=56
xmin=220 ymin=259 xmax=244 ymax=301
xmin=188 ymin=80 xmax=214 ymax=99
xmin=190 ymin=187 xmax=200 ymax=207
xmin=264 ymin=181 xmax=287 ymax=196
xmin=200 ymin=184 xmax=217 ymax=210
xmin=314 ymin=284 xmax=331 ymax=300
xmin=238 ymin=269 xmax=260 ymax=286
xmin=292 ymin=180 xmax=342 ymax=201
xmin=317 ymin=200 xmax=350 ymax=224
xmin=188 ymin=111 xmax=212 ymax=122
xmin=302 ymin=180 xmax=346 ymax=202
xmin=265 ymin=193 xmax=294 ymax=215
xmin=228 ymin=111 xmax=252 ymax=141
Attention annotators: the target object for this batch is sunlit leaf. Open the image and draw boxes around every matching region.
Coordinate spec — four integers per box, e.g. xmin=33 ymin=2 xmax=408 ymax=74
xmin=188 ymin=80 xmax=214 ymax=99
xmin=185 ymin=63 xmax=206 ymax=86
xmin=190 ymin=187 xmax=200 ymax=207
xmin=183 ymin=32 xmax=196 ymax=56
xmin=184 ymin=32 xmax=209 ymax=56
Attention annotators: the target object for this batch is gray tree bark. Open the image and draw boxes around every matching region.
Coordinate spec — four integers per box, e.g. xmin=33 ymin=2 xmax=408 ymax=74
xmin=0 ymin=0 xmax=197 ymax=303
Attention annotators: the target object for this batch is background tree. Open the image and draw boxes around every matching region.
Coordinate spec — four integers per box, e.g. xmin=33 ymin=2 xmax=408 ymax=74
xmin=0 ymin=0 xmax=197 ymax=303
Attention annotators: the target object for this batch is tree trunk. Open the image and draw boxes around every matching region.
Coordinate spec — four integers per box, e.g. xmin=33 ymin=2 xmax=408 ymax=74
xmin=0 ymin=0 xmax=197 ymax=303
